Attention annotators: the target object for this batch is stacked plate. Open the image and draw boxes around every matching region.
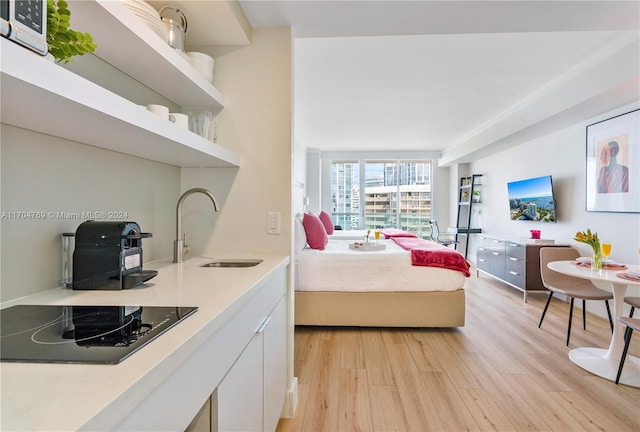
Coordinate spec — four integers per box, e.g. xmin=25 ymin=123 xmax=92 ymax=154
xmin=576 ymin=256 xmax=615 ymax=264
xmin=121 ymin=0 xmax=168 ymax=42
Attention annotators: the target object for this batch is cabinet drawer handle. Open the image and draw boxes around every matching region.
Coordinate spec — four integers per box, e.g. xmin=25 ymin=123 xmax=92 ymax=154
xmin=492 ymin=252 xmax=502 ymax=256
xmin=478 ymin=247 xmax=486 ymax=251
xmin=509 ymin=257 xmax=520 ymax=261
xmin=257 ymin=316 xmax=272 ymax=334
xmin=479 ymin=259 xmax=487 ymax=263
xmin=509 ymin=243 xmax=520 ymax=247
xmin=509 ymin=271 xmax=520 ymax=276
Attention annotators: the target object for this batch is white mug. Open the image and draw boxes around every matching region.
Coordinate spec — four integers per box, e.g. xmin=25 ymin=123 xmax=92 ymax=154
xmin=169 ymin=113 xmax=189 ymax=130
xmin=146 ymin=104 xmax=169 ymax=119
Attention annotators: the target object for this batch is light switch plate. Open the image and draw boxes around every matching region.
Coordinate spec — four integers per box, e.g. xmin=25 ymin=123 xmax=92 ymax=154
xmin=267 ymin=212 xmax=281 ymax=235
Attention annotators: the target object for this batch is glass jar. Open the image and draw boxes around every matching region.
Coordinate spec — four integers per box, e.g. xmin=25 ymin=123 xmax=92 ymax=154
xmin=592 ymin=246 xmax=603 ymax=271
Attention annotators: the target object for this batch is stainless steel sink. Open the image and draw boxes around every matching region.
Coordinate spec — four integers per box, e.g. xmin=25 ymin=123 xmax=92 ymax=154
xmin=200 ymin=259 xmax=263 ymax=268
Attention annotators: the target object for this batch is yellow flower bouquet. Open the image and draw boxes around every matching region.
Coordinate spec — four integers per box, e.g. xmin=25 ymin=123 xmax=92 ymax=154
xmin=574 ymin=229 xmax=602 ymax=270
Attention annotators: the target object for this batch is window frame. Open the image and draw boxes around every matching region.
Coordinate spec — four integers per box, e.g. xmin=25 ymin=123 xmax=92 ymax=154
xmin=325 ymin=157 xmax=434 ymax=233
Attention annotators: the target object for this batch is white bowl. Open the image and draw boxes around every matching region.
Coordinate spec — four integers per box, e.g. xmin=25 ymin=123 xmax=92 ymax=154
xmin=186 ymin=52 xmax=214 ymax=83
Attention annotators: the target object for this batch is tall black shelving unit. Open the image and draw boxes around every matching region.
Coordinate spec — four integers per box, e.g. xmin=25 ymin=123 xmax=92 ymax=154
xmin=455 ymin=174 xmax=482 ymax=259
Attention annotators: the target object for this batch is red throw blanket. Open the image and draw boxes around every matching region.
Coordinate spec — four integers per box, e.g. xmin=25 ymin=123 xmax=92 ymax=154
xmin=392 ymin=237 xmax=471 ymax=277
xmin=380 ymin=228 xmax=417 ymax=239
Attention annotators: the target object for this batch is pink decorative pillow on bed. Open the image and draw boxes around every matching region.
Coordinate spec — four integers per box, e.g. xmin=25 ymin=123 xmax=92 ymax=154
xmin=303 ymin=213 xmax=328 ymax=250
xmin=318 ymin=211 xmax=334 ymax=235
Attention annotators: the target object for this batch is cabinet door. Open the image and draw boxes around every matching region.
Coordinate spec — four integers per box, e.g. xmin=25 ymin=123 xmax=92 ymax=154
xmin=476 ymin=247 xmax=490 ymax=272
xmin=505 ymin=255 xmax=526 ymax=289
xmin=488 ymin=239 xmax=506 ymax=280
xmin=217 ymin=333 xmax=263 ymax=432
xmin=263 ymin=296 xmax=287 ymax=432
xmin=505 ymin=242 xmax=526 ymax=289
xmin=476 ymin=236 xmax=491 ymax=272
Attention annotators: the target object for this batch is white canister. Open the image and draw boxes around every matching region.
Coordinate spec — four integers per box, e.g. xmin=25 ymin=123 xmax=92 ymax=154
xmin=186 ymin=52 xmax=214 ymax=83
xmin=146 ymin=104 xmax=169 ymax=119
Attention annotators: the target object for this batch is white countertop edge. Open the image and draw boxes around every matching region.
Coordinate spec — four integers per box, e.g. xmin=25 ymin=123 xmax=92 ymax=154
xmin=0 ymin=254 xmax=290 ymax=431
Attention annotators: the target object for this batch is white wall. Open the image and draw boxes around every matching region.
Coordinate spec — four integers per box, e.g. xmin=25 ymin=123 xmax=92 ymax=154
xmin=179 ymin=28 xmax=292 ymax=257
xmin=470 ymin=102 xmax=640 ymax=313
xmin=0 ymin=126 xmax=179 ymax=302
xmin=175 ymin=28 xmax=297 ymax=419
xmin=305 ymin=150 xmax=321 ymax=214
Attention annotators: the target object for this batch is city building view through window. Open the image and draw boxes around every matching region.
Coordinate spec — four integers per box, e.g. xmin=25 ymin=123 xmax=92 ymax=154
xmin=330 ymin=160 xmax=432 ymax=236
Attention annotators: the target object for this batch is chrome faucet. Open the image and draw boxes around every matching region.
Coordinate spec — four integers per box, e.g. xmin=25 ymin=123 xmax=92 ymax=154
xmin=173 ymin=188 xmax=220 ymax=263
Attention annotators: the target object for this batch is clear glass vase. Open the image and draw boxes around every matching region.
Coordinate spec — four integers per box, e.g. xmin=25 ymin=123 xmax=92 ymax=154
xmin=592 ymin=247 xmax=603 ymax=270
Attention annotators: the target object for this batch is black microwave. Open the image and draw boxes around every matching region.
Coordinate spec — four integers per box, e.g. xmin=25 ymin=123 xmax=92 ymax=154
xmin=1 ymin=0 xmax=47 ymax=55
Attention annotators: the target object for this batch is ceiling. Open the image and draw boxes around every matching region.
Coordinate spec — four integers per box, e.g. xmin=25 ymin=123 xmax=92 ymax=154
xmin=238 ymin=1 xmax=640 ymax=164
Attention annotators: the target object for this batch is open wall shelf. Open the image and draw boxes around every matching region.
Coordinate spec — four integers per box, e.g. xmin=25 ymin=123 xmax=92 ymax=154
xmin=1 ymin=39 xmax=238 ymax=167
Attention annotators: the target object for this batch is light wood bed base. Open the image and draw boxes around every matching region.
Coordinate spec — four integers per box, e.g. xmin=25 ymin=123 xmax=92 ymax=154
xmin=294 ymin=289 xmax=465 ymax=327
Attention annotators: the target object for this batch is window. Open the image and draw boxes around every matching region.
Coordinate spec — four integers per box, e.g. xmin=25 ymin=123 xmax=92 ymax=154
xmin=329 ymin=159 xmax=432 ymax=235
xmin=330 ymin=161 xmax=360 ymax=230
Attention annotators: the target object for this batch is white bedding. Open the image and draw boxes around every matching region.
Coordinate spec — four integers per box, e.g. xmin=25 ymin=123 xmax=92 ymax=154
xmin=296 ymin=239 xmax=465 ymax=292
xmin=328 ymin=230 xmax=369 ymax=240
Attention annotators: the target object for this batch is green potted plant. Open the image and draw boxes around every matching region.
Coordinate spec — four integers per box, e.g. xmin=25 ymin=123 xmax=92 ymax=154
xmin=472 ymin=190 xmax=481 ymax=203
xmin=47 ymin=0 xmax=97 ymax=63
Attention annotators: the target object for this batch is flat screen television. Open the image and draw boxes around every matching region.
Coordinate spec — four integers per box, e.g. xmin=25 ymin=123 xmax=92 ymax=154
xmin=507 ymin=175 xmax=557 ymax=222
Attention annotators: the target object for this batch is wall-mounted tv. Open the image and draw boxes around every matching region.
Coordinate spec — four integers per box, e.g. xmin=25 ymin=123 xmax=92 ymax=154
xmin=507 ymin=175 xmax=557 ymax=222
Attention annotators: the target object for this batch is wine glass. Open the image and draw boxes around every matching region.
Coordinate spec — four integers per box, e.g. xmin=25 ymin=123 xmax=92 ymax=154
xmin=601 ymin=243 xmax=612 ymax=262
xmin=374 ymin=230 xmax=381 ymax=243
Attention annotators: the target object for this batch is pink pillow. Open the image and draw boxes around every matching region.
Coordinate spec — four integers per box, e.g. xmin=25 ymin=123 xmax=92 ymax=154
xmin=318 ymin=211 xmax=334 ymax=235
xmin=302 ymin=213 xmax=328 ymax=250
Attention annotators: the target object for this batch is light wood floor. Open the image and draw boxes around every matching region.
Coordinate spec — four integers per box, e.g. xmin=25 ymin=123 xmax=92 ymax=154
xmin=277 ymin=273 xmax=640 ymax=432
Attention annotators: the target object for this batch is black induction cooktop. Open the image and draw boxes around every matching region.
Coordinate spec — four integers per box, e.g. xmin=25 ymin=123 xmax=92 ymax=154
xmin=0 ymin=304 xmax=198 ymax=364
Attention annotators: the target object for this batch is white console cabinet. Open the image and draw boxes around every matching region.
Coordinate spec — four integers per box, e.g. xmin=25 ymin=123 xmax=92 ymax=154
xmin=476 ymin=235 xmax=567 ymax=302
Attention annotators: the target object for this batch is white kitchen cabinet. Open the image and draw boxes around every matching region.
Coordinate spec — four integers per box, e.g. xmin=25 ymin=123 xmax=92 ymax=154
xmin=262 ymin=296 xmax=288 ymax=432
xmin=100 ymin=264 xmax=288 ymax=432
xmin=217 ymin=328 xmax=264 ymax=432
xmin=216 ymin=295 xmax=287 ymax=432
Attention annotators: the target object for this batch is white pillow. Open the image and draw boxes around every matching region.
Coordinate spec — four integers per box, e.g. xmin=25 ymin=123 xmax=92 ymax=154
xmin=294 ymin=213 xmax=307 ymax=252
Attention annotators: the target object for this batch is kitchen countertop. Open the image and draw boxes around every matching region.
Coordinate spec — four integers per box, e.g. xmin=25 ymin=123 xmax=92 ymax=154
xmin=0 ymin=254 xmax=290 ymax=431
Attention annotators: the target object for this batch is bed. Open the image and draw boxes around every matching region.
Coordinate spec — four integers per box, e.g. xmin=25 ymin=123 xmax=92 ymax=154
xmin=294 ymin=227 xmax=469 ymax=327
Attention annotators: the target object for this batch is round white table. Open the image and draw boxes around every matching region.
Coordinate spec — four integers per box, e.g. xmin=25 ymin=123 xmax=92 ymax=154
xmin=547 ymin=261 xmax=640 ymax=387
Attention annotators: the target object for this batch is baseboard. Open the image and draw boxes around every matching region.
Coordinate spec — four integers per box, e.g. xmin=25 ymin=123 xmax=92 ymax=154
xmin=281 ymin=376 xmax=299 ymax=418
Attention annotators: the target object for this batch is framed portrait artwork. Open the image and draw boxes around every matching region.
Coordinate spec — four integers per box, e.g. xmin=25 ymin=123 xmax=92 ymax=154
xmin=585 ymin=109 xmax=639 ymax=213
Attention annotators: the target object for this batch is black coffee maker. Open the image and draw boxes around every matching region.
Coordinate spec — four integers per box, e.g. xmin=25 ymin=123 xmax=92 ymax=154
xmin=72 ymin=221 xmax=158 ymax=290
